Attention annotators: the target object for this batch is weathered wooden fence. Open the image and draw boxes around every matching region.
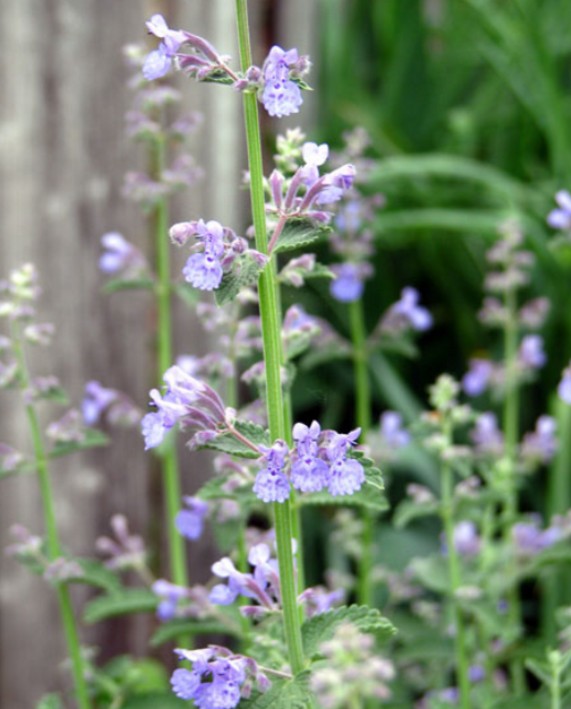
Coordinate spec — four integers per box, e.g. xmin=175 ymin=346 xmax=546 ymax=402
xmin=0 ymin=0 xmax=315 ymax=705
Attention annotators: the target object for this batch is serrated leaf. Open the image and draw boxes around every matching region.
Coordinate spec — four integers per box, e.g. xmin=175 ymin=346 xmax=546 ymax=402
xmin=150 ymin=618 xmax=234 ymax=647
xmin=200 ymin=421 xmax=269 ymax=459
xmin=69 ymin=558 xmax=123 ymax=594
xmin=103 ymin=277 xmax=155 ymax=294
xmin=302 ymin=605 xmax=396 ymax=659
xmin=200 ymin=69 xmax=234 ymax=86
xmin=273 ymin=218 xmax=331 ymax=254
xmin=239 ymin=672 xmax=315 ymax=709
xmin=49 ymin=428 xmax=109 ymax=458
xmin=84 ymin=589 xmax=157 ymax=624
xmin=36 ymin=694 xmax=63 ymax=709
xmin=394 ymin=498 xmax=440 ymax=528
xmin=215 ymin=253 xmax=266 ymax=306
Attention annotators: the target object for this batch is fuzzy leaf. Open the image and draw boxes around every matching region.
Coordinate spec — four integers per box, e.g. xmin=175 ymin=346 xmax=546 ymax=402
xmin=150 ymin=619 xmax=234 ymax=647
xmin=103 ymin=277 xmax=155 ymax=294
xmin=199 ymin=421 xmax=269 ymax=459
xmin=84 ymin=589 xmax=157 ymax=624
xmin=200 ymin=69 xmax=234 ymax=86
xmin=273 ymin=218 xmax=331 ymax=254
xmin=195 ymin=474 xmax=257 ymax=506
xmin=69 ymin=559 xmax=123 ymax=594
xmin=49 ymin=428 xmax=109 ymax=458
xmin=215 ymin=253 xmax=266 ymax=306
xmin=394 ymin=498 xmax=440 ymax=528
xmin=239 ymin=672 xmax=315 ymax=709
xmin=302 ymin=605 xmax=396 ymax=659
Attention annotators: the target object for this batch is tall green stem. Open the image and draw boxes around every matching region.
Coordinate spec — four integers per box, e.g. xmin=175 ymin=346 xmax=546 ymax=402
xmin=13 ymin=327 xmax=90 ymax=709
xmin=441 ymin=422 xmax=471 ymax=709
xmin=235 ymin=0 xmax=305 ymax=674
xmin=151 ymin=135 xmax=188 ymax=591
xmin=501 ymin=286 xmax=525 ymax=694
xmin=349 ymin=299 xmax=375 ymax=607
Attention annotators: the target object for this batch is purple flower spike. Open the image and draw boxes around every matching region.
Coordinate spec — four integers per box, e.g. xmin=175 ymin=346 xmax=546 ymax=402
xmin=471 ymin=412 xmax=504 ymax=455
xmin=325 ymin=430 xmax=365 ymax=497
xmin=170 ymin=650 xmax=248 ymax=708
xmin=453 ymin=521 xmax=480 ymax=557
xmin=253 ymin=441 xmax=291 ymax=503
xmin=547 ymin=190 xmax=571 ymax=230
xmin=379 ymin=411 xmax=410 ymax=448
xmin=261 ymin=46 xmax=303 ymax=118
xmin=176 ymin=497 xmax=209 ymax=541
xmin=82 ymin=380 xmax=117 ymax=425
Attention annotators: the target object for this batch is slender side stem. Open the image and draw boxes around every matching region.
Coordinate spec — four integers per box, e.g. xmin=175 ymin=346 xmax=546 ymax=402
xmin=349 ymin=299 xmax=375 ymax=607
xmin=151 ymin=135 xmax=188 ymax=592
xmin=12 ymin=328 xmax=90 ymax=709
xmin=501 ymin=286 xmax=525 ymax=694
xmin=550 ymin=651 xmax=562 ymax=709
xmin=235 ymin=0 xmax=305 ymax=674
xmin=441 ymin=434 xmax=471 ymax=709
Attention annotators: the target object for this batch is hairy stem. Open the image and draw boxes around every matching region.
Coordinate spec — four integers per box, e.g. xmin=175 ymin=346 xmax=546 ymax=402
xmin=235 ymin=0 xmax=305 ymax=674
xmin=12 ymin=325 xmax=90 ymax=708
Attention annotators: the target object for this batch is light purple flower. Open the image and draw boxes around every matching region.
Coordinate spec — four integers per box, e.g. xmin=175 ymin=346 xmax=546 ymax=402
xmin=379 ymin=411 xmax=410 ymax=448
xmin=99 ymin=232 xmax=146 ymax=276
xmin=143 ymin=15 xmax=186 ymax=81
xmin=152 ymin=579 xmax=188 ymax=621
xmin=253 ymin=441 xmax=291 ymax=503
xmin=290 ymin=421 xmax=329 ymax=493
xmin=325 ymin=430 xmax=365 ymax=497
xmin=521 ymin=415 xmax=557 ymax=463
xmin=462 ymin=358 xmax=493 ymax=397
xmin=176 ymin=497 xmax=209 ymax=541
xmin=547 ymin=190 xmax=571 ymax=230
xmin=471 ymin=412 xmax=504 ymax=454
xmin=261 ymin=46 xmax=303 ymax=118
xmin=453 ymin=521 xmax=480 ymax=557
xmin=82 ymin=381 xmax=117 ymax=425
xmin=391 ymin=287 xmax=433 ymax=331
xmin=142 ymin=45 xmax=173 ymax=81
xmin=513 ymin=519 xmax=561 ymax=555
xmin=330 ymin=262 xmax=365 ymax=302
xmin=182 ymin=252 xmax=223 ymax=290
xmin=171 ymin=649 xmax=247 ymax=708
xmin=518 ymin=334 xmax=546 ymax=369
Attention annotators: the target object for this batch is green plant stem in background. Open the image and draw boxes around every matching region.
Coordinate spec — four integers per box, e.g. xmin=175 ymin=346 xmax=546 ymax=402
xmin=349 ymin=298 xmax=375 ymax=607
xmin=150 ymin=135 xmax=188 ymax=593
xmin=501 ymin=285 xmax=525 ymax=695
xmin=12 ymin=326 xmax=91 ymax=709
xmin=441 ymin=421 xmax=471 ymax=709
xmin=235 ymin=0 xmax=305 ymax=675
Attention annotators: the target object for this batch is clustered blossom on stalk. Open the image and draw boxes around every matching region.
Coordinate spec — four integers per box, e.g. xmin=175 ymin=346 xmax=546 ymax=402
xmin=99 ymin=232 xmax=149 ymax=279
xmin=171 ymin=647 xmax=272 ymax=708
xmin=82 ymin=380 xmax=141 ymax=427
xmin=170 ymin=218 xmax=267 ymax=291
xmin=143 ymin=14 xmax=311 ymax=119
xmin=253 ymin=423 xmax=365 ymax=502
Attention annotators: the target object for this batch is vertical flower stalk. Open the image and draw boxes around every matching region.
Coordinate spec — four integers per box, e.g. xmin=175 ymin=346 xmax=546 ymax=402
xmin=11 ymin=322 xmax=91 ymax=709
xmin=235 ymin=0 xmax=305 ymax=674
xmin=150 ymin=132 xmax=189 ymax=593
xmin=349 ymin=298 xmax=375 ymax=607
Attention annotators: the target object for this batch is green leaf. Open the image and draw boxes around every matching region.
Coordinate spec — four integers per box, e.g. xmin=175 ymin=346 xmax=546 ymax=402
xmin=69 ymin=558 xmax=123 ymax=594
xmin=200 ymin=68 xmax=234 ymax=86
xmin=121 ymin=693 xmax=187 ymax=709
xmin=394 ymin=498 xmax=440 ymax=528
xmin=103 ymin=277 xmax=155 ymax=294
xmin=302 ymin=605 xmax=396 ymax=659
xmin=84 ymin=589 xmax=157 ymax=624
xmin=150 ymin=618 xmax=234 ymax=647
xmin=0 ymin=459 xmax=36 ymax=479
xmin=273 ymin=218 xmax=331 ymax=254
xmin=199 ymin=420 xmax=269 ymax=459
xmin=195 ymin=474 xmax=257 ymax=506
xmin=49 ymin=428 xmax=109 ymax=459
xmin=215 ymin=252 xmax=266 ymax=306
xmin=36 ymin=695 xmax=63 ymax=709
xmin=525 ymin=658 xmax=552 ymax=688
xmin=36 ymin=386 xmax=69 ymax=405
xmin=239 ymin=672 xmax=315 ymax=709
